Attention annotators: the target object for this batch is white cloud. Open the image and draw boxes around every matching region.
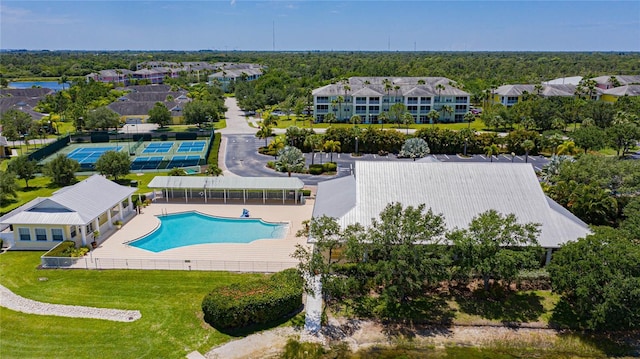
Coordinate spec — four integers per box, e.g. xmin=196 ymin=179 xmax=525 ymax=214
xmin=0 ymin=4 xmax=78 ymax=25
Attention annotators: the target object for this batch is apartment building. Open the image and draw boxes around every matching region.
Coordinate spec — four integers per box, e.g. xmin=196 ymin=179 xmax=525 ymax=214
xmin=312 ymin=77 xmax=471 ymax=124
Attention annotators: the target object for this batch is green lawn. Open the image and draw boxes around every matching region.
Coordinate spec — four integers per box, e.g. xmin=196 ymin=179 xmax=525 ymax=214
xmin=0 ymin=176 xmax=86 ymax=216
xmin=267 ymin=117 xmax=486 ymax=131
xmin=0 ymin=251 xmax=267 ymax=359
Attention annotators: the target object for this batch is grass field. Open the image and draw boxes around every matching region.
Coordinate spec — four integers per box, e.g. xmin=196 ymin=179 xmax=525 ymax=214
xmin=266 ymin=116 xmax=487 ymax=131
xmin=0 ymin=251 xmax=267 ymax=359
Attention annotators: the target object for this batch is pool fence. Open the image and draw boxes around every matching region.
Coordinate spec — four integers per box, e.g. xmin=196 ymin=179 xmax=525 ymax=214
xmin=40 ymin=256 xmax=298 ymax=273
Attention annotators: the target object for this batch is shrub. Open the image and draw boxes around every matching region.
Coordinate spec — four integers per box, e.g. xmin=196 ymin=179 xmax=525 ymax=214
xmin=301 ymin=189 xmax=311 ymax=197
xmin=266 ymin=161 xmax=275 ymax=169
xmin=308 ymin=164 xmax=324 ymax=175
xmin=43 ymin=241 xmax=89 ymax=257
xmin=322 ymin=162 xmax=337 ymax=172
xmin=202 ymin=268 xmax=303 ymax=330
xmin=0 ymin=238 xmax=3 ymax=249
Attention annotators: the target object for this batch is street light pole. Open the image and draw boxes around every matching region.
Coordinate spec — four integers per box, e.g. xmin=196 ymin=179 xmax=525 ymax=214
xmin=511 ymin=152 xmax=515 ymax=163
xmin=355 ymin=136 xmax=359 ymax=156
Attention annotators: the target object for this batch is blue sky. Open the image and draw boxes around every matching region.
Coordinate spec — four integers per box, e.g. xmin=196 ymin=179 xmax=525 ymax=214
xmin=1 ymin=1 xmax=639 ymax=51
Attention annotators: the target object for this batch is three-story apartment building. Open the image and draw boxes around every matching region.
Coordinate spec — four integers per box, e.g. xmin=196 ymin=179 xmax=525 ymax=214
xmin=312 ymin=77 xmax=471 ymax=124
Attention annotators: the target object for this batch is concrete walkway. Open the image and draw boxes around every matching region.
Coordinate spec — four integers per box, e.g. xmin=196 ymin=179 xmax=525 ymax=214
xmin=304 ymin=275 xmax=323 ymax=334
xmin=0 ymin=284 xmax=141 ymax=322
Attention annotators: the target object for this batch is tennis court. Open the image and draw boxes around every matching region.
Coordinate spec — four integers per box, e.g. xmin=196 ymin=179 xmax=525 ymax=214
xmin=67 ymin=146 xmax=123 ymax=167
xmin=176 ymin=141 xmax=206 ymax=153
xmin=131 ymin=156 xmax=164 ymax=171
xmin=142 ymin=142 xmax=174 ymax=154
xmin=168 ymin=155 xmax=200 ymax=168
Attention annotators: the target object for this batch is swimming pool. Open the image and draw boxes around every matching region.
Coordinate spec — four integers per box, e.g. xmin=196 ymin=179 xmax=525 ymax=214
xmin=128 ymin=211 xmax=288 ymax=252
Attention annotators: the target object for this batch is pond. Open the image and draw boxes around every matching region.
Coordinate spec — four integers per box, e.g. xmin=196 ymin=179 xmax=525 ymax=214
xmin=8 ymin=81 xmax=66 ymax=91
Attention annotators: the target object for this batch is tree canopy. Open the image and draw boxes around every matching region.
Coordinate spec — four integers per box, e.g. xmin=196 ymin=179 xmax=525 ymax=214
xmin=95 ymin=151 xmax=131 ymax=180
xmin=85 ymin=106 xmax=120 ymax=131
xmin=548 ymin=228 xmax=640 ymax=330
xmin=43 ymin=154 xmax=79 ymax=186
xmin=147 ymin=102 xmax=172 ymax=128
xmin=449 ymin=210 xmax=541 ymax=291
xmin=7 ymin=155 xmax=37 ymax=188
xmin=275 ymin=146 xmax=305 ymax=177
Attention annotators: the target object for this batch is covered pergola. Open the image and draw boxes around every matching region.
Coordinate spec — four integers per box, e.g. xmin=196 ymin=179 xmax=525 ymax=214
xmin=147 ymin=176 xmax=306 ymax=204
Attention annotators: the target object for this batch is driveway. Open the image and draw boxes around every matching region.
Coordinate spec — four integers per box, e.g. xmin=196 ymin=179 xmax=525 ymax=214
xmin=219 ymin=97 xmax=257 ymax=135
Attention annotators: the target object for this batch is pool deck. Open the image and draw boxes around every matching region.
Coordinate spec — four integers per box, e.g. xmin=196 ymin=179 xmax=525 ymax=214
xmin=83 ymin=199 xmax=314 ymax=272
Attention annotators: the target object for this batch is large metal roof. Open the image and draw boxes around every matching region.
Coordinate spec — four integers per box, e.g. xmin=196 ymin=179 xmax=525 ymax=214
xmin=314 ymin=162 xmax=591 ymax=248
xmin=147 ymin=176 xmax=305 ymax=191
xmin=1 ymin=174 xmax=137 ymax=226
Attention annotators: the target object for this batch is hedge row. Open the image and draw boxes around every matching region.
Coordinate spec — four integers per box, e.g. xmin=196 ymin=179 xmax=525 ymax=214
xmin=202 ymin=268 xmax=303 ymax=330
xmin=309 ymin=162 xmax=337 ymax=175
xmin=207 ymin=132 xmax=222 ymax=166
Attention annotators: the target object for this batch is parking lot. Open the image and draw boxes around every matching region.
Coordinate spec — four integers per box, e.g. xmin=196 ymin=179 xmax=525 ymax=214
xmin=224 ymin=135 xmax=550 ymax=185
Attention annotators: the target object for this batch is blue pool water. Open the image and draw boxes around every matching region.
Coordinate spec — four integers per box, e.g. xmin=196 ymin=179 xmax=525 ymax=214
xmin=129 ymin=211 xmax=287 ymax=252
xmin=9 ymin=81 xmax=66 ymax=91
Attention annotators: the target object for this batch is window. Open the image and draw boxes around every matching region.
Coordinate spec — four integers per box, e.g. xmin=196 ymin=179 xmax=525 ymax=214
xmin=420 ymin=105 xmax=431 ymax=112
xmin=19 ymin=228 xmax=31 ymax=241
xmin=507 ymin=96 xmax=518 ymax=104
xmin=52 ymin=228 xmax=64 ymax=241
xmin=369 ymin=106 xmax=380 ymax=112
xmin=419 ymin=115 xmax=429 ymax=124
xmin=369 ymin=97 xmax=380 ymax=104
xmin=355 ymin=106 xmax=367 ymax=114
xmin=36 ymin=228 xmax=47 ymax=241
xmin=316 ymin=96 xmax=329 ymax=104
xmin=408 ymin=106 xmax=418 ymax=113
xmin=407 ymin=97 xmax=418 ymax=104
xmin=420 ymin=97 xmax=431 ymax=103
xmin=317 ymin=105 xmax=329 ymax=112
xmin=455 ymin=114 xmax=464 ymax=122
xmin=355 ymin=97 xmax=366 ymax=104
xmin=70 ymin=226 xmax=76 ymax=238
xmin=455 ymin=105 xmax=467 ymax=112
xmin=455 ymin=96 xmax=467 ymax=103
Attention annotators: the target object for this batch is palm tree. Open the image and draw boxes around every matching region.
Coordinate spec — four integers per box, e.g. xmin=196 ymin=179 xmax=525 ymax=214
xmin=608 ymin=76 xmax=621 ymax=88
xmin=324 ymin=112 xmax=336 ymax=126
xmin=378 ymin=112 xmax=389 ymax=130
xmin=58 ymin=74 xmax=69 ymax=91
xmin=426 ymin=109 xmax=440 ymax=126
xmin=350 ymin=114 xmax=361 ymax=128
xmin=268 ymin=137 xmax=286 ymax=159
xmin=463 ymin=111 xmax=475 ymax=129
xmin=521 ymin=140 xmax=535 ymax=163
xmin=460 ymin=128 xmax=474 ymax=156
xmin=440 ymin=104 xmax=453 ymax=122
xmin=484 ymin=143 xmax=500 ymax=162
xmin=256 ymin=124 xmax=273 ymax=147
xmin=336 ymin=95 xmax=344 ymax=122
xmin=402 ymin=113 xmax=414 ymax=134
xmin=323 ymin=140 xmax=341 ymax=163
xmin=557 ymin=140 xmax=579 ymax=156
xmin=534 ymin=84 xmax=544 ymax=97
xmin=435 ymin=83 xmax=445 ymax=102
xmin=304 ymin=134 xmax=324 ymax=165
xmin=394 ymin=85 xmax=401 ymax=104
xmin=383 ymin=79 xmax=392 ymax=114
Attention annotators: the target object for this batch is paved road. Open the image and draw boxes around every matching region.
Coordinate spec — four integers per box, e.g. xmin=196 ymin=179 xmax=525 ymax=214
xmin=224 ymin=134 xmax=550 ymax=185
xmin=219 ymin=97 xmax=257 ymax=135
xmin=219 ymin=99 xmax=551 ymax=185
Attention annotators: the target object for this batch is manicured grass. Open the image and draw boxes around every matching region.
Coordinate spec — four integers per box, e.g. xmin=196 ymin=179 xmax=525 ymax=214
xmin=0 ymin=176 xmax=87 ymax=216
xmin=0 ymin=251 xmax=268 ymax=358
xmin=268 ymin=117 xmax=486 ymax=131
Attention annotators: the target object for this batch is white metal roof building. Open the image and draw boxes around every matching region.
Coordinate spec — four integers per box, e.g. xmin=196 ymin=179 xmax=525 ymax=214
xmin=0 ymin=174 xmax=138 ymax=250
xmin=313 ymin=162 xmax=591 ymax=251
xmin=147 ymin=176 xmax=305 ymax=204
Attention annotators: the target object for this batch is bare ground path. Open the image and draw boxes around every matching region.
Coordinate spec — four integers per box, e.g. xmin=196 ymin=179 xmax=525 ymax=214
xmin=0 ymin=284 xmax=141 ymax=322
